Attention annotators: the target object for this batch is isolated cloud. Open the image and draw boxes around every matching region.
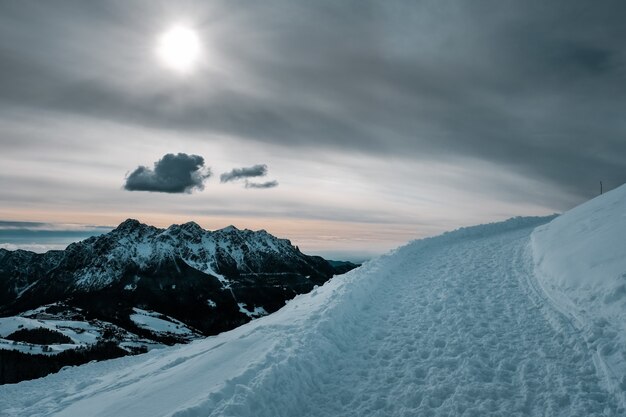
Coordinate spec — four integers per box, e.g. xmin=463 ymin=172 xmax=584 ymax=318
xmin=220 ymin=164 xmax=268 ymax=183
xmin=124 ymin=153 xmax=210 ymax=193
xmin=245 ymin=180 xmax=279 ymax=189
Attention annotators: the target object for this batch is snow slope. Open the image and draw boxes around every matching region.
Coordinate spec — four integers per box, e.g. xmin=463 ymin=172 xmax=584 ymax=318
xmin=0 ymin=305 xmax=161 ymax=356
xmin=2 ymin=192 xmax=626 ymax=416
xmin=532 ymin=183 xmax=626 ymax=406
xmin=130 ymin=308 xmax=199 ymax=339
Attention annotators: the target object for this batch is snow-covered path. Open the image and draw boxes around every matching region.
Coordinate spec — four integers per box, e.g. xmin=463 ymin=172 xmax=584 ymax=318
xmin=1 ymin=216 xmax=623 ymax=416
xmin=207 ymin=219 xmax=619 ymax=417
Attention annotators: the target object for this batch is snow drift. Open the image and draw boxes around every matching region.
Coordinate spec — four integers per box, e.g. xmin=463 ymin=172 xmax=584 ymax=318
xmin=532 ymin=183 xmax=626 ymax=402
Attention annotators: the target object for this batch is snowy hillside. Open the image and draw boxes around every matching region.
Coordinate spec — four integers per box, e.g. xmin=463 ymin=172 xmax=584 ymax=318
xmin=0 ymin=305 xmax=163 ymax=356
xmin=2 ymin=188 xmax=626 ymax=416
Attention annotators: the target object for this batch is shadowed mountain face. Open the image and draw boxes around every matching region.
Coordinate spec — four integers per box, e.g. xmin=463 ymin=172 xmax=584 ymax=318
xmin=0 ymin=220 xmax=359 ymax=383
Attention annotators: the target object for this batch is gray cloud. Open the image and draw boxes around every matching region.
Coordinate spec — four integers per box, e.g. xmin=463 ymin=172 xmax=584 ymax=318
xmin=124 ymin=153 xmax=211 ymax=193
xmin=220 ymin=164 xmax=268 ymax=183
xmin=0 ymin=228 xmax=108 ymax=242
xmin=0 ymin=220 xmax=112 ymax=232
xmin=245 ymin=180 xmax=279 ymax=189
xmin=0 ymin=220 xmax=112 ymax=252
xmin=0 ymin=220 xmax=48 ymax=229
xmin=1 ymin=1 xmax=626 ymax=205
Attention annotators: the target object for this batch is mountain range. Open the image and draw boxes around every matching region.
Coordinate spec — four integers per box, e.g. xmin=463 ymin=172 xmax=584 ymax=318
xmin=0 ymin=219 xmax=358 ymax=383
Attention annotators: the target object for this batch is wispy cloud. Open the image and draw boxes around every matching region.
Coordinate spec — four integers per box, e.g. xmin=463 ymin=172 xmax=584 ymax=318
xmin=220 ymin=164 xmax=268 ymax=183
xmin=0 ymin=220 xmax=49 ymax=229
xmin=0 ymin=220 xmax=112 ymax=252
xmin=245 ymin=180 xmax=279 ymax=189
xmin=0 ymin=220 xmax=112 ymax=232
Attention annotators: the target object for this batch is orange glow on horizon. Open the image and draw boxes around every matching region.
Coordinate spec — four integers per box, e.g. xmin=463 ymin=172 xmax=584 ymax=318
xmin=0 ymin=208 xmax=429 ymax=256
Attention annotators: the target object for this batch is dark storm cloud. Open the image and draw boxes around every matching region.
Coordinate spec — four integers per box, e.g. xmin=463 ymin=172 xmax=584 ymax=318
xmin=124 ymin=153 xmax=210 ymax=193
xmin=220 ymin=164 xmax=268 ymax=183
xmin=2 ymin=1 xmax=626 ymax=204
xmin=245 ymin=180 xmax=279 ymax=189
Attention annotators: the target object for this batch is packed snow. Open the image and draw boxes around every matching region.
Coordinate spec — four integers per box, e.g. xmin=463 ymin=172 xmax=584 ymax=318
xmin=2 ymin=188 xmax=626 ymax=416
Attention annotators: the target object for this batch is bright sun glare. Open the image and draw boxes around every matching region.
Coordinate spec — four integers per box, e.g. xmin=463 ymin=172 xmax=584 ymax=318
xmin=156 ymin=25 xmax=202 ymax=74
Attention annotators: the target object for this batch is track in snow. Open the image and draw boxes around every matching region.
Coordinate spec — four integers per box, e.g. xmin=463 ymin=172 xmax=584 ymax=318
xmin=208 ymin=220 xmax=620 ymax=417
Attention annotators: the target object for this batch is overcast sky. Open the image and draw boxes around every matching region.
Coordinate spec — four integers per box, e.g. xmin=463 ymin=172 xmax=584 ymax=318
xmin=1 ymin=0 xmax=625 ymax=260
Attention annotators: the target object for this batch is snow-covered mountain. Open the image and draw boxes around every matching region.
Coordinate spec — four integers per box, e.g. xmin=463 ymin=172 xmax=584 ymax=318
xmin=0 ymin=249 xmax=64 ymax=307
xmin=2 ymin=219 xmax=336 ymax=294
xmin=3 ymin=185 xmax=626 ymax=416
xmin=0 ymin=220 xmax=358 ymax=383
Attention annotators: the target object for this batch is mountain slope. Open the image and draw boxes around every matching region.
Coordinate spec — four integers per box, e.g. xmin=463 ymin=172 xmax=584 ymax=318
xmin=2 ymin=188 xmax=626 ymax=415
xmin=0 ymin=249 xmax=64 ymax=307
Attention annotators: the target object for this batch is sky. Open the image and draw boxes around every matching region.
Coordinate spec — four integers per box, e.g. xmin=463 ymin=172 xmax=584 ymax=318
xmin=1 ymin=1 xmax=625 ymax=261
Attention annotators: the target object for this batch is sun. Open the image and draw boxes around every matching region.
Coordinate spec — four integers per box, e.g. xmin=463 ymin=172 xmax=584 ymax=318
xmin=156 ymin=25 xmax=202 ymax=74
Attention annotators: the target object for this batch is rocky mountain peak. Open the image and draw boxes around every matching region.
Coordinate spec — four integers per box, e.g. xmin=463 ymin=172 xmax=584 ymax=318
xmin=1 ymin=219 xmax=358 ymax=309
xmin=218 ymin=225 xmax=240 ymax=233
xmin=114 ymin=218 xmax=145 ymax=233
xmin=172 ymin=221 xmax=204 ymax=235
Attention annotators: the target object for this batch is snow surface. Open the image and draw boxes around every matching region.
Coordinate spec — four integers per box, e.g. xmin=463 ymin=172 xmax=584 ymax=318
xmin=0 ymin=339 xmax=78 ymax=355
xmin=0 ymin=316 xmax=101 ymax=355
xmin=130 ymin=308 xmax=197 ymax=337
xmin=2 ymin=191 xmax=626 ymax=416
xmin=532 ymin=183 xmax=626 ymax=407
xmin=0 ymin=307 xmax=166 ymax=356
xmin=0 ymin=316 xmax=58 ymax=338
xmin=237 ymin=303 xmax=268 ymax=318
